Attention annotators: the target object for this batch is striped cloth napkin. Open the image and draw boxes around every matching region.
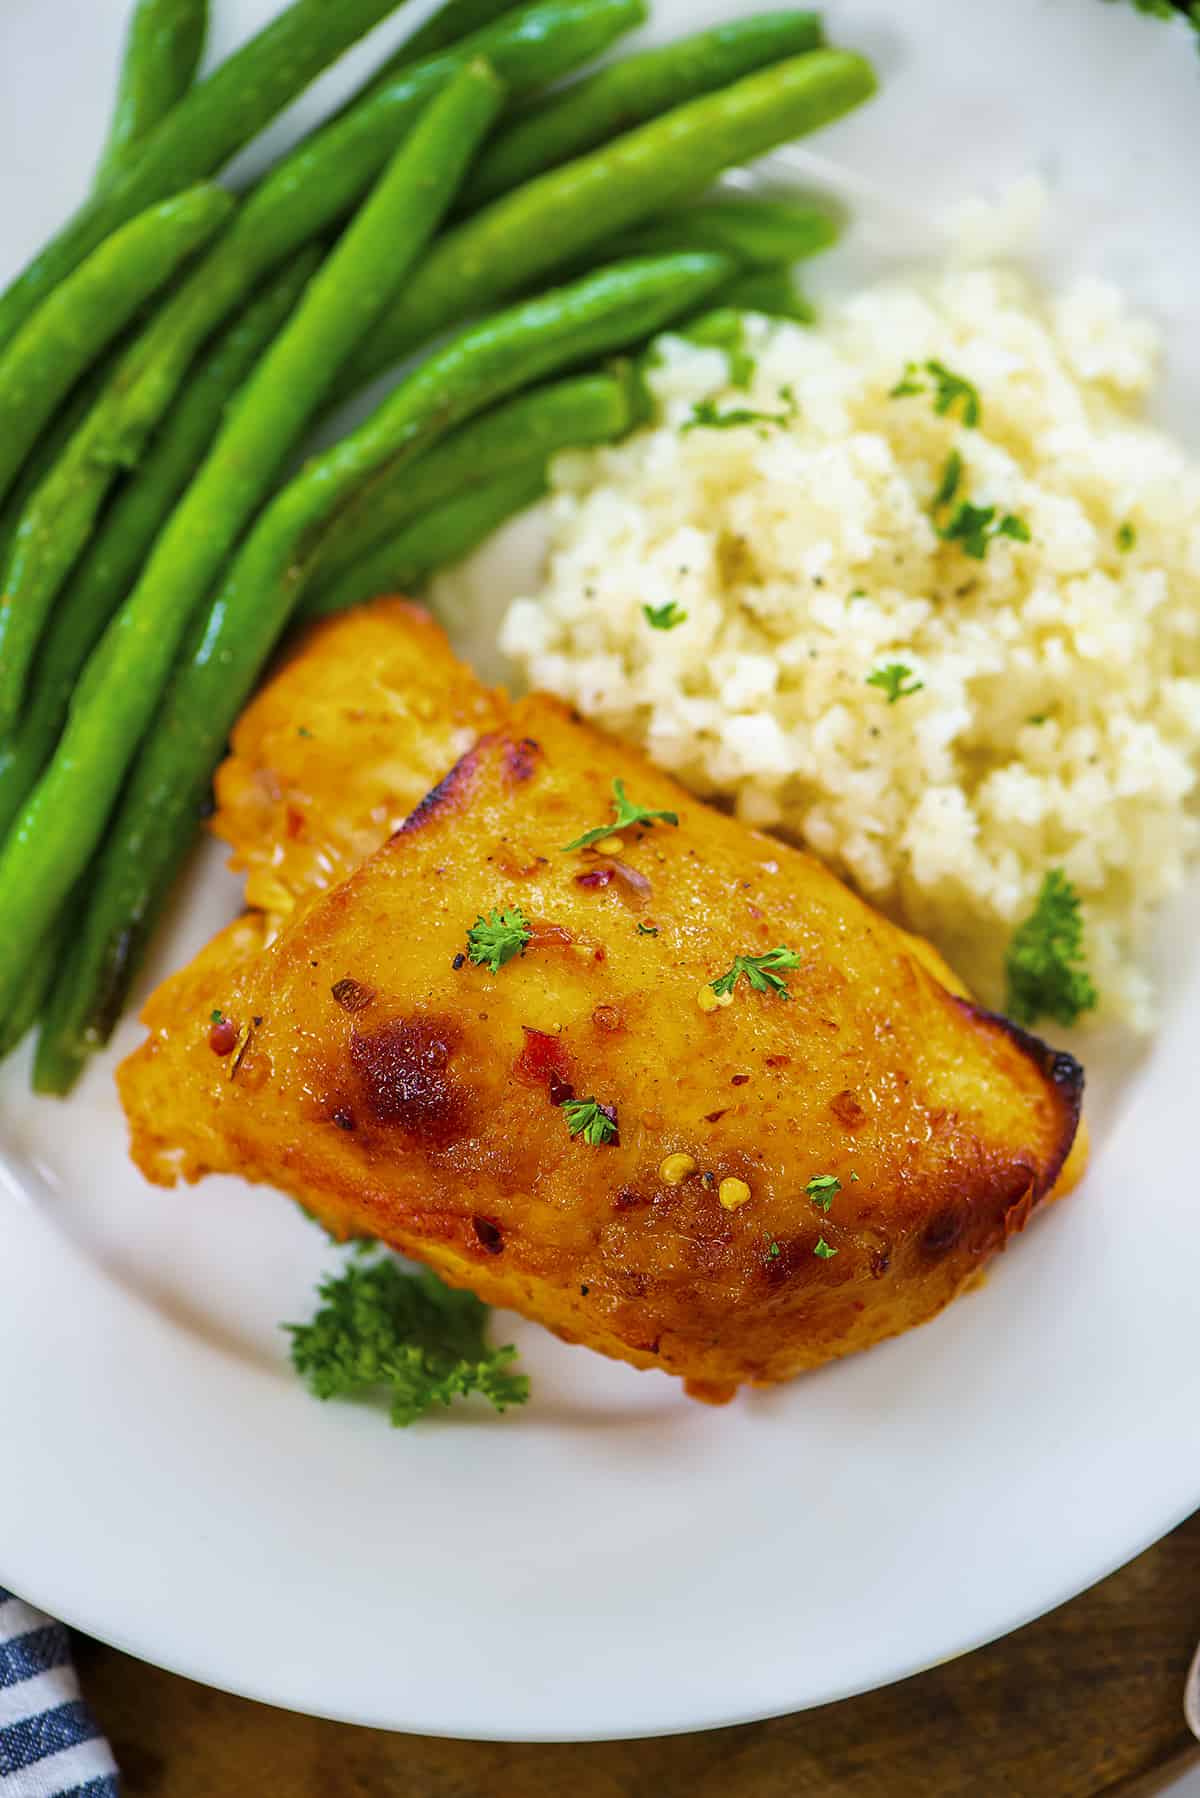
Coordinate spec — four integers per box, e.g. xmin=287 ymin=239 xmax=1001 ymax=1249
xmin=0 ymin=1592 xmax=118 ymax=1796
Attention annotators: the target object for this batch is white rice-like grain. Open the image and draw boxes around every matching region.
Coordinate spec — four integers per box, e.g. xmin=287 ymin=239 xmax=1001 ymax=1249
xmin=500 ymin=266 xmax=1200 ymax=1029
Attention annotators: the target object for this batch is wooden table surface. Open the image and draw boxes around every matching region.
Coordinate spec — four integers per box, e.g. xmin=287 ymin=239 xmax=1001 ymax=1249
xmin=75 ymin=1509 xmax=1200 ymax=1798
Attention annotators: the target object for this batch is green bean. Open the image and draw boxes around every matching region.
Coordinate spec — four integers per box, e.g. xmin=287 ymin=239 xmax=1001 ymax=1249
xmin=342 ymin=50 xmax=877 ymax=395
xmin=0 ymin=0 xmax=410 ymax=358
xmin=0 ymin=357 xmax=116 ymax=576
xmin=0 ymin=1 xmax=639 ymax=732
xmin=36 ymin=251 xmax=733 ymax=1065
xmin=0 ymin=62 xmax=507 ymax=1019
xmin=385 ymin=0 xmax=527 ymax=68
xmin=458 ymin=11 xmax=825 ymax=213
xmin=0 ymin=184 xmax=230 ymax=517
xmin=98 ymin=0 xmax=645 ymax=475
xmin=601 ymin=196 xmax=840 ymax=268
xmin=0 ymin=254 xmax=319 ymax=844
xmin=709 ymin=265 xmax=816 ymax=322
xmin=305 ymin=466 xmax=551 ymax=622
xmin=0 ymin=919 xmax=61 ymax=1064
xmin=92 ymin=0 xmax=209 ymax=194
xmin=307 ymin=373 xmax=630 ymax=601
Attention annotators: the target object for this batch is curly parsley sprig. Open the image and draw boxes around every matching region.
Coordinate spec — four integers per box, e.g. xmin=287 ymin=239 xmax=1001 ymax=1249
xmin=710 ymin=946 xmax=803 ymax=1002
xmin=466 ymin=906 xmax=532 ymax=974
xmin=287 ymin=1254 xmax=529 ymax=1428
xmin=866 ymin=662 xmax=923 ymax=705
xmin=563 ymin=1097 xmax=619 ymax=1146
xmin=562 ymin=779 xmax=679 ymax=853
xmin=1004 ymin=869 xmax=1098 ymax=1028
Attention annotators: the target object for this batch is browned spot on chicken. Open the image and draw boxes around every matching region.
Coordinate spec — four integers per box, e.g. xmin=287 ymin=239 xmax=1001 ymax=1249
xmin=503 ymin=737 xmax=541 ymax=784
xmin=830 ymin=1088 xmax=866 ymax=1128
xmin=330 ymin=977 xmax=375 ymax=1014
xmin=397 ymin=740 xmax=486 ymax=838
xmin=921 ymin=1208 xmax=964 ymax=1258
xmin=473 ymin=1215 xmax=504 ymax=1254
xmin=349 ymin=1016 xmax=465 ymax=1141
xmin=591 ymin=1004 xmax=624 ymax=1033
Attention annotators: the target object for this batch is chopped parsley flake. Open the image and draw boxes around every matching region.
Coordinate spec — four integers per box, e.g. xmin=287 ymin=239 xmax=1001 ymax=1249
xmin=931 ymin=451 xmax=1030 ymax=558
xmin=813 ymin=1237 xmax=838 ymax=1260
xmin=562 ymin=779 xmax=679 ymax=852
xmin=286 ymin=1252 xmax=529 ymax=1428
xmin=297 ymin=726 xmax=313 ymax=738
xmin=866 ymin=662 xmax=924 ymax=704
xmin=466 ymin=906 xmax=532 ymax=974
xmin=710 ymin=946 xmax=803 ymax=1002
xmin=562 ymin=1097 xmax=619 ymax=1147
xmin=932 ymin=448 xmax=963 ymax=510
xmin=766 ymin=1238 xmax=782 ymax=1261
xmin=643 ymin=601 xmax=688 ymax=631
xmin=636 ymin=921 xmax=659 ymax=936
xmin=1116 ymin=521 xmax=1137 ymax=552
xmin=683 ymin=390 xmax=795 ymax=434
xmin=1004 ymin=869 xmax=1098 ymax=1029
xmin=210 ymin=1008 xmax=224 ymax=1024
xmin=891 ymin=358 xmax=982 ymax=427
xmin=806 ymin=1173 xmax=842 ymax=1212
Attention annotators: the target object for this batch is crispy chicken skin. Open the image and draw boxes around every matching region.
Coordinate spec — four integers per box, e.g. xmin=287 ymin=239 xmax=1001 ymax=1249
xmin=121 ymin=666 xmax=1086 ymax=1395
xmin=213 ymin=598 xmax=502 ymax=929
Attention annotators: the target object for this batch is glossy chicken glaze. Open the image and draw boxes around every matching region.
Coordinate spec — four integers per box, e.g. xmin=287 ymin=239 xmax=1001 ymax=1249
xmin=120 ymin=606 xmax=1086 ymax=1397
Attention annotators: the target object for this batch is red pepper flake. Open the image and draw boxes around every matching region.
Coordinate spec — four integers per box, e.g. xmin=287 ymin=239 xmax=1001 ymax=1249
xmin=575 ymin=867 xmax=614 ymax=890
xmin=331 ymin=977 xmax=376 ymax=1014
xmin=208 ymin=1016 xmax=238 ymax=1056
xmin=764 ymin=1054 xmax=791 ymax=1069
xmin=704 ymin=1108 xmax=728 ymax=1124
xmin=514 ymin=1025 xmax=571 ymax=1089
xmin=473 ymin=1215 xmax=504 ymax=1255
xmin=731 ymin=1074 xmax=750 ymax=1087
xmin=285 ymin=805 xmax=305 ymax=840
xmin=547 ymin=1071 xmax=575 ymax=1108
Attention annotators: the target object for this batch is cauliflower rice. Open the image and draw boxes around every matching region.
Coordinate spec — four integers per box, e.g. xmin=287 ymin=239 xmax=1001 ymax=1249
xmin=500 ymin=267 xmax=1200 ymax=1030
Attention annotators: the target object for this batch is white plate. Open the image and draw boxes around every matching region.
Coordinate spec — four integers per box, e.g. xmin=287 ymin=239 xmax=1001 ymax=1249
xmin=2 ymin=0 xmax=1199 ymax=1745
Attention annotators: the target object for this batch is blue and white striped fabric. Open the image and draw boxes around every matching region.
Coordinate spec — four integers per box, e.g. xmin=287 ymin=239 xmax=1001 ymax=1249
xmin=0 ymin=1592 xmax=118 ymax=1797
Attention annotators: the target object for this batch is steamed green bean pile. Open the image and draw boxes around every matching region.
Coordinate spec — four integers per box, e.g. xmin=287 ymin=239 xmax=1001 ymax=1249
xmin=0 ymin=0 xmax=877 ymax=1091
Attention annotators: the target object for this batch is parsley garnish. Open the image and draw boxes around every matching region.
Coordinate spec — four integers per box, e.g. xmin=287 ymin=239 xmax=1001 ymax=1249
xmin=286 ymin=1253 xmax=529 ymax=1428
xmin=891 ymin=358 xmax=981 ymax=427
xmin=710 ymin=946 xmax=803 ymax=1002
xmin=813 ymin=1237 xmax=838 ymax=1260
xmin=466 ymin=906 xmax=532 ymax=974
xmin=1004 ymin=869 xmax=1099 ymax=1029
xmin=866 ymin=662 xmax=924 ymax=704
xmin=636 ymin=921 xmax=659 ymax=936
xmin=683 ymin=391 xmax=795 ymax=433
xmin=930 ymin=451 xmax=1030 ymax=558
xmin=1116 ymin=521 xmax=1137 ymax=552
xmin=562 ymin=779 xmax=679 ymax=852
xmin=643 ymin=601 xmax=688 ymax=631
xmin=806 ymin=1173 xmax=842 ymax=1213
xmin=766 ymin=1238 xmax=782 ymax=1261
xmin=562 ymin=1097 xmax=619 ymax=1146
xmin=942 ymin=503 xmax=1030 ymax=559
xmin=932 ymin=448 xmax=963 ymax=510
